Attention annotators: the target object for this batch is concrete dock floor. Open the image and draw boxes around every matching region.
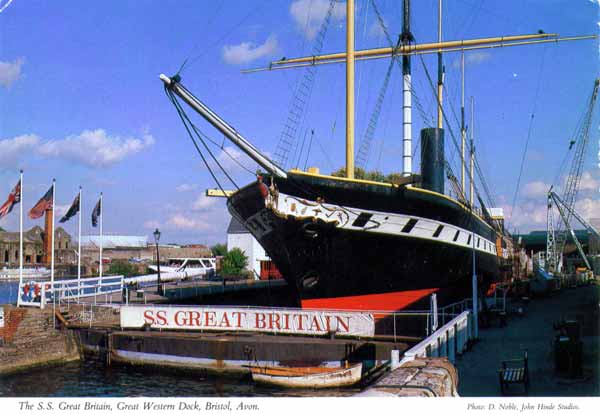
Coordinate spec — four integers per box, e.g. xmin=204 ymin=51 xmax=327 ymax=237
xmin=454 ymin=284 xmax=599 ymax=397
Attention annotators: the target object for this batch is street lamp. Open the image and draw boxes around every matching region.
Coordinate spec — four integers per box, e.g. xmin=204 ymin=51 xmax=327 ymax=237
xmin=153 ymin=228 xmax=163 ymax=296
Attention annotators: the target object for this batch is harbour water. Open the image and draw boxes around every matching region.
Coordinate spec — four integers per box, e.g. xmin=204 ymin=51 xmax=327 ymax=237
xmin=0 ymin=281 xmax=18 ymax=305
xmin=0 ymin=282 xmax=354 ymax=397
xmin=0 ymin=359 xmax=355 ymax=397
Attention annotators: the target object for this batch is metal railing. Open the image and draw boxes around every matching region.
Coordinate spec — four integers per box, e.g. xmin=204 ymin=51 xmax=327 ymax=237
xmin=17 ymin=276 xmax=124 ymax=308
xmin=399 ymin=310 xmax=473 ymax=365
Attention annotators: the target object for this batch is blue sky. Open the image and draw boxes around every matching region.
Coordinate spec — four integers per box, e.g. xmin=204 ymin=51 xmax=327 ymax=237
xmin=0 ymin=0 xmax=599 ymax=244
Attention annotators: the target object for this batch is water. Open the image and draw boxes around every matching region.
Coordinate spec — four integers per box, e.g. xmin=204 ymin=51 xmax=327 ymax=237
xmin=0 ymin=281 xmax=18 ymax=305
xmin=0 ymin=359 xmax=356 ymax=397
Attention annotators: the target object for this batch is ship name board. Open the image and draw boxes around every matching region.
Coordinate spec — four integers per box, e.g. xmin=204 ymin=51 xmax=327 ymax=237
xmin=120 ymin=306 xmax=375 ymax=337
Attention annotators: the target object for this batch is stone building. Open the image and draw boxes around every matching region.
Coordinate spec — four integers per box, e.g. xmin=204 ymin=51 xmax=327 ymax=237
xmin=0 ymin=226 xmax=75 ymax=266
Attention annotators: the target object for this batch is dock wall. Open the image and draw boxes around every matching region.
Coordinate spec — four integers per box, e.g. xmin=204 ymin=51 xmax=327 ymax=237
xmin=0 ymin=305 xmax=80 ymax=376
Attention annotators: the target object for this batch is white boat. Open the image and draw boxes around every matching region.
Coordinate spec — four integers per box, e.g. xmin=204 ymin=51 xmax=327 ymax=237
xmin=0 ymin=267 xmax=50 ymax=281
xmin=148 ymin=257 xmax=216 ymax=274
xmin=249 ymin=363 xmax=363 ymax=389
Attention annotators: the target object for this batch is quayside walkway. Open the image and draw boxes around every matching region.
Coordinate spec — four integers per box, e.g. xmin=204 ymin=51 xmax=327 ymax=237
xmin=454 ymin=284 xmax=599 ymax=396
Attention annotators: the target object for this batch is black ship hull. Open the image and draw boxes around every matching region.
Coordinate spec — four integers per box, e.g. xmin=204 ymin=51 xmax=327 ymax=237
xmin=228 ymin=171 xmax=503 ymax=309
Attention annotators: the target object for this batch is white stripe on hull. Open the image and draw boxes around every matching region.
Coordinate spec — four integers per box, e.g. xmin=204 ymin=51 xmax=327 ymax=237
xmin=245 ymin=191 xmax=499 ymax=257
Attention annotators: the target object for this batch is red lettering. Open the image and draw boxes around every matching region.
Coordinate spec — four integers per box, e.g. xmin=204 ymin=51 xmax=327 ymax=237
xmin=268 ymin=313 xmax=281 ymax=330
xmin=324 ymin=315 xmax=332 ymax=331
xmin=174 ymin=311 xmax=185 ymax=326
xmin=204 ymin=311 xmax=217 ymax=327
xmin=335 ymin=316 xmax=350 ymax=332
xmin=294 ymin=314 xmax=307 ymax=331
xmin=283 ymin=313 xmax=290 ymax=330
xmin=232 ymin=312 xmax=244 ymax=328
xmin=309 ymin=316 xmax=323 ymax=332
xmin=156 ymin=310 xmax=167 ymax=326
xmin=143 ymin=310 xmax=155 ymax=325
xmin=219 ymin=312 xmax=231 ymax=328
xmin=255 ymin=313 xmax=267 ymax=329
xmin=189 ymin=311 xmax=201 ymax=327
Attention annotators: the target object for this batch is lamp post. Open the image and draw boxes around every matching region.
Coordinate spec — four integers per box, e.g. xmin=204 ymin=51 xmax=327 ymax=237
xmin=153 ymin=228 xmax=162 ymax=296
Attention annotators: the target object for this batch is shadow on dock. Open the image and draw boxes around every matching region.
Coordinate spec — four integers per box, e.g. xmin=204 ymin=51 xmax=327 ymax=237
xmin=454 ymin=284 xmax=599 ymax=396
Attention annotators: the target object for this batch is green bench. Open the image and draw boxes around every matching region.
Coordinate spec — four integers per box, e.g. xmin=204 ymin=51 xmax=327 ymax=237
xmin=498 ymin=350 xmax=529 ymax=395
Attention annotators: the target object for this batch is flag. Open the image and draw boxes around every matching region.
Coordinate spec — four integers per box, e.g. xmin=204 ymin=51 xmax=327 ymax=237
xmin=91 ymin=198 xmax=101 ymax=227
xmin=0 ymin=179 xmax=21 ymax=219
xmin=28 ymin=185 xmax=53 ymax=219
xmin=59 ymin=193 xmax=80 ymax=223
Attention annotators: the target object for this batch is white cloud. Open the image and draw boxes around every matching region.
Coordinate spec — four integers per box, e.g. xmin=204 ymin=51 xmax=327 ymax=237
xmin=222 ymin=34 xmax=279 ymax=65
xmin=143 ymin=220 xmax=160 ymax=230
xmin=0 ymin=58 xmax=24 ymax=87
xmin=38 ymin=129 xmax=154 ymax=167
xmin=451 ymin=52 xmax=491 ymax=69
xmin=0 ymin=134 xmax=40 ymax=167
xmin=176 ymin=183 xmax=198 ymax=192
xmin=192 ymin=193 xmax=217 ymax=211
xmin=290 ymin=0 xmax=346 ymax=39
xmin=575 ymin=197 xmax=600 ymax=221
xmin=521 ymin=180 xmax=550 ymax=199
xmin=503 ymin=201 xmax=548 ymax=230
xmin=54 ymin=204 xmax=70 ymax=219
xmin=166 ymin=214 xmax=211 ymax=231
xmin=368 ymin=20 xmax=386 ymax=38
xmin=578 ymin=171 xmax=600 ymax=192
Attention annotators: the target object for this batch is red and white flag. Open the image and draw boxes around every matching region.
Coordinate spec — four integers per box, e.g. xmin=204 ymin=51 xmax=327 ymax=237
xmin=0 ymin=179 xmax=21 ymax=219
xmin=28 ymin=185 xmax=53 ymax=219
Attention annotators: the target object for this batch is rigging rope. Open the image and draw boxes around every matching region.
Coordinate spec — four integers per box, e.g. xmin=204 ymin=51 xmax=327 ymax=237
xmin=165 ymin=87 xmax=241 ymax=194
xmin=509 ymin=47 xmax=547 ymax=220
xmin=273 ymin=0 xmax=336 ymax=170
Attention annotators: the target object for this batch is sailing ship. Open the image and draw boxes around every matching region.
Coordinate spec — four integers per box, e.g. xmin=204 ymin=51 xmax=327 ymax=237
xmin=160 ymin=1 xmax=594 ymax=309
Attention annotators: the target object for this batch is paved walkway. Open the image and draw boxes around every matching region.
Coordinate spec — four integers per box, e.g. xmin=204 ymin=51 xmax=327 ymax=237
xmin=454 ymin=284 xmax=599 ymax=396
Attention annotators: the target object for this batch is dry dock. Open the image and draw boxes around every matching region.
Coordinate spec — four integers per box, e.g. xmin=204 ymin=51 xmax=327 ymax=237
xmin=454 ymin=284 xmax=599 ymax=396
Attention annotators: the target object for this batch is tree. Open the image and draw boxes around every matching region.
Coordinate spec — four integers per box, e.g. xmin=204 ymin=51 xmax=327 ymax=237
xmin=107 ymin=261 xmax=139 ymax=277
xmin=220 ymin=248 xmax=248 ymax=276
xmin=331 ymin=167 xmax=401 ymax=184
xmin=211 ymin=243 xmax=227 ymax=257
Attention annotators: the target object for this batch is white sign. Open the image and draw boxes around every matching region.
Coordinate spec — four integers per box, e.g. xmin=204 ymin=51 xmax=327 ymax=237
xmin=120 ymin=306 xmax=375 ymax=338
xmin=0 ymin=307 xmax=4 ymax=328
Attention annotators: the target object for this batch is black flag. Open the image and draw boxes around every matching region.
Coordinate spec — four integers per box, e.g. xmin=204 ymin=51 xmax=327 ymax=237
xmin=59 ymin=193 xmax=80 ymax=223
xmin=91 ymin=198 xmax=101 ymax=227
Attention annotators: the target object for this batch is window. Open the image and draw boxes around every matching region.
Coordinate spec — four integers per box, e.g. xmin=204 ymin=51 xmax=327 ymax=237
xmin=433 ymin=225 xmax=444 ymax=238
xmin=26 ymin=255 xmax=31 ymax=263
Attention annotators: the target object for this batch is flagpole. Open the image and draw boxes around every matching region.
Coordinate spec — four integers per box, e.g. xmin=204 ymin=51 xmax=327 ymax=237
xmin=99 ymin=192 xmax=103 ymax=283
xmin=51 ymin=179 xmax=56 ymax=325
xmin=77 ymin=186 xmax=82 ymax=303
xmin=18 ymin=170 xmax=23 ymax=307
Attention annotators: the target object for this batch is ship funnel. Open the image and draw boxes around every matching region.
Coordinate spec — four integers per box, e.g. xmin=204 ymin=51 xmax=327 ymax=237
xmin=420 ymin=128 xmax=445 ymax=194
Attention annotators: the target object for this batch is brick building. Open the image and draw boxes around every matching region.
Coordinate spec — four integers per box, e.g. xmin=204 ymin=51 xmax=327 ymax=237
xmin=0 ymin=226 xmax=75 ymax=266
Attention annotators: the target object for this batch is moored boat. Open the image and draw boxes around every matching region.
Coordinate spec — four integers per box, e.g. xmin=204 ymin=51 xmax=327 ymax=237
xmin=249 ymin=362 xmax=363 ymax=389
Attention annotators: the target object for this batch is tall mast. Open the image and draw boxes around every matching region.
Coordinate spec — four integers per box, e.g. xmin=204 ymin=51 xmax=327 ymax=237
xmin=470 ymin=96 xmax=475 ymax=208
xmin=461 ymin=52 xmax=466 ymax=195
xmin=346 ymin=0 xmax=355 ymax=179
xmin=402 ymin=0 xmax=413 ymax=176
xmin=437 ymin=0 xmax=444 ymax=129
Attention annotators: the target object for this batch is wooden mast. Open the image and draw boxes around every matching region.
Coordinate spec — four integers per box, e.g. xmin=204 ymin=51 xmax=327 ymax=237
xmin=264 ymin=33 xmax=559 ymax=67
xmin=346 ymin=0 xmax=355 ymax=179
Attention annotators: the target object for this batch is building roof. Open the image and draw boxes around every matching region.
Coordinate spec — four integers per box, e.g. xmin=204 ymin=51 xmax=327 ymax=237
xmin=227 ymin=217 xmax=248 ymax=234
xmin=0 ymin=226 xmax=48 ymax=243
xmin=515 ymin=230 xmax=589 ymax=247
xmin=80 ymin=235 xmax=148 ymax=249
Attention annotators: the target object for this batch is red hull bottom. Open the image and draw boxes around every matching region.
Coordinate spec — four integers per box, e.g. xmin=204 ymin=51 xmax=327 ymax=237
xmin=301 ymin=288 xmax=439 ymax=313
